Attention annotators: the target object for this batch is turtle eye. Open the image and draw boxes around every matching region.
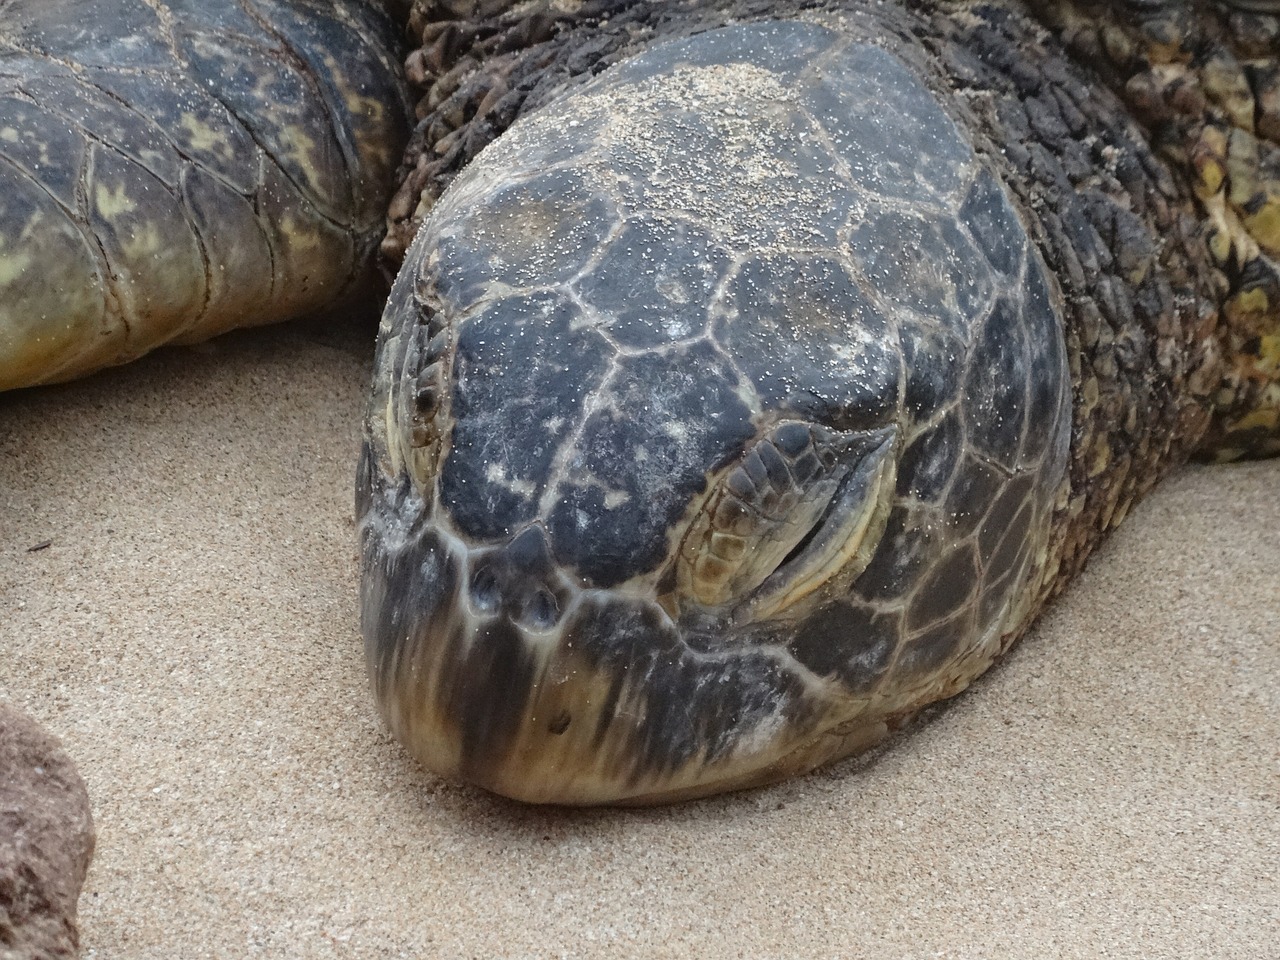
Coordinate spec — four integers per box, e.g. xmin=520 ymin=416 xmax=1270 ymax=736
xmin=385 ymin=296 xmax=453 ymax=494
xmin=673 ymin=422 xmax=897 ymax=620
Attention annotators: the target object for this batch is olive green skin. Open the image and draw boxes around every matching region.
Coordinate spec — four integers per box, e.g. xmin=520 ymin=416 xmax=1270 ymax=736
xmin=0 ymin=0 xmax=408 ymax=390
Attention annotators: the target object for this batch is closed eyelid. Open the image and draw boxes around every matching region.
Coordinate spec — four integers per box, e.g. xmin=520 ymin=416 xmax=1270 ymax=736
xmin=672 ymin=422 xmax=896 ymax=617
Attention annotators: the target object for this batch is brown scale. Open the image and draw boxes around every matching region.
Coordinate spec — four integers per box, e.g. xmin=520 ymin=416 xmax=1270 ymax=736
xmin=1028 ymin=0 xmax=1280 ymax=458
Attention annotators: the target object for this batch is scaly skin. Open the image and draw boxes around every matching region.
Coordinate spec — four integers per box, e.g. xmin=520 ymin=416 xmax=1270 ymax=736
xmin=0 ymin=0 xmax=409 ymax=390
xmin=1024 ymin=0 xmax=1280 ymax=458
xmin=391 ymin=0 xmax=1242 ymax=600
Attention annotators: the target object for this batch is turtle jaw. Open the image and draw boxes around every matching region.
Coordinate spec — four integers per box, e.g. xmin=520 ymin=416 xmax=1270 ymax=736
xmin=357 ymin=461 xmax=851 ymax=805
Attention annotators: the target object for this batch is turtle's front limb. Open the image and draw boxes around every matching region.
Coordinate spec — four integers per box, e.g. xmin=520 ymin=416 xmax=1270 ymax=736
xmin=0 ymin=0 xmax=409 ymax=391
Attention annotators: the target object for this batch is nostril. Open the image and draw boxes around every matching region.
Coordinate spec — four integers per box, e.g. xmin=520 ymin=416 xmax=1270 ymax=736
xmin=548 ymin=710 xmax=571 ymax=735
xmin=519 ymin=586 xmax=560 ymax=630
xmin=469 ymin=564 xmax=500 ymax=614
xmin=414 ymin=385 xmax=439 ymax=415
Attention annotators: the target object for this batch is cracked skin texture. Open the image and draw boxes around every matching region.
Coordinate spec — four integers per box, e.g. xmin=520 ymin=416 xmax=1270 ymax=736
xmin=1027 ymin=0 xmax=1280 ymax=459
xmin=0 ymin=0 xmax=409 ymax=391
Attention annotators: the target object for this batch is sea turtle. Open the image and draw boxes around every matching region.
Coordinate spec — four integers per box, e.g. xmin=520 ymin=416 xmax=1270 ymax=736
xmin=3 ymin=1 xmax=1278 ymax=806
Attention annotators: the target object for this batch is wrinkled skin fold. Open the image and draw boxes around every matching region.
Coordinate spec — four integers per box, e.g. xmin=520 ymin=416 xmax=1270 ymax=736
xmin=359 ymin=18 xmax=1073 ymax=804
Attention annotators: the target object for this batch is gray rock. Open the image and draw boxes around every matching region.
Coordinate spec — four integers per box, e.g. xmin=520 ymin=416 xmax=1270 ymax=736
xmin=1 ymin=704 xmax=95 ymax=960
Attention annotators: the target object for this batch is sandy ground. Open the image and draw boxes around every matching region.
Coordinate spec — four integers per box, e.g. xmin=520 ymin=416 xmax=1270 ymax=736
xmin=1 ymin=314 xmax=1276 ymax=959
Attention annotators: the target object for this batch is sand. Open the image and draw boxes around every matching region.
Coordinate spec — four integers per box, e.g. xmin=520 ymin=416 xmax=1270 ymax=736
xmin=1 ymin=314 xmax=1276 ymax=959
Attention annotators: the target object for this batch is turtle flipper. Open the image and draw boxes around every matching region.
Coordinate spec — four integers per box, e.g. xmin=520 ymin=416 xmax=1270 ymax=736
xmin=0 ymin=0 xmax=409 ymax=391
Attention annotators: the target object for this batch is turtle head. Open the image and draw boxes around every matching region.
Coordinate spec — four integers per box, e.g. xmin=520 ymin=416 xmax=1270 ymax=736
xmin=358 ymin=21 xmax=1070 ymax=803
xmin=356 ymin=259 xmax=907 ymax=803
xmin=358 ymin=402 xmax=902 ymax=804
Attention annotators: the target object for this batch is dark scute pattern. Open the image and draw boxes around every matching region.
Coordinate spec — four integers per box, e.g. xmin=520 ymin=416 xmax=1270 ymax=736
xmin=977 ymin=472 xmax=1037 ymax=565
xmin=547 ymin=341 xmax=755 ymax=587
xmin=796 ymin=43 xmax=974 ymax=203
xmin=574 ymin=215 xmax=728 ymax=349
xmin=897 ymin=413 xmax=965 ymax=503
xmin=567 ymin=600 xmax=683 ymax=757
xmin=963 ymin=296 xmax=1030 ymax=468
xmin=847 ymin=211 xmax=992 ymax=334
xmin=944 ymin=455 xmax=1006 ymax=538
xmin=361 ymin=479 xmax=547 ymax=781
xmin=441 ymin=293 xmax=610 ymax=542
xmin=979 ymin=535 xmax=1031 ymax=626
xmin=852 ymin=505 xmax=939 ymax=602
xmin=719 ymin=253 xmax=898 ymax=430
xmin=982 ymin=499 xmax=1034 ymax=589
xmin=959 ymin=168 xmax=1027 ymax=276
xmin=434 ymin=169 xmax=620 ymax=310
xmin=181 ymin=166 xmax=275 ymax=312
xmin=373 ymin=0 xmax=1217 ymax=796
xmin=896 ymin=608 xmax=976 ymax=680
xmin=774 ymin=422 xmax=811 ymax=457
xmin=788 ymin=601 xmax=898 ymax=693
xmin=907 ymin=541 xmax=979 ymax=630
xmin=900 ymin=322 xmax=964 ymax=419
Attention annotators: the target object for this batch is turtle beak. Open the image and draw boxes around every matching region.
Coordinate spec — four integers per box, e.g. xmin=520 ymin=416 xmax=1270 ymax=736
xmin=357 ymin=445 xmax=847 ymax=804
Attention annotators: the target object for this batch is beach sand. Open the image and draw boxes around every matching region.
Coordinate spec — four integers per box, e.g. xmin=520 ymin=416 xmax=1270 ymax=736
xmin=2 ymin=314 xmax=1276 ymax=959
